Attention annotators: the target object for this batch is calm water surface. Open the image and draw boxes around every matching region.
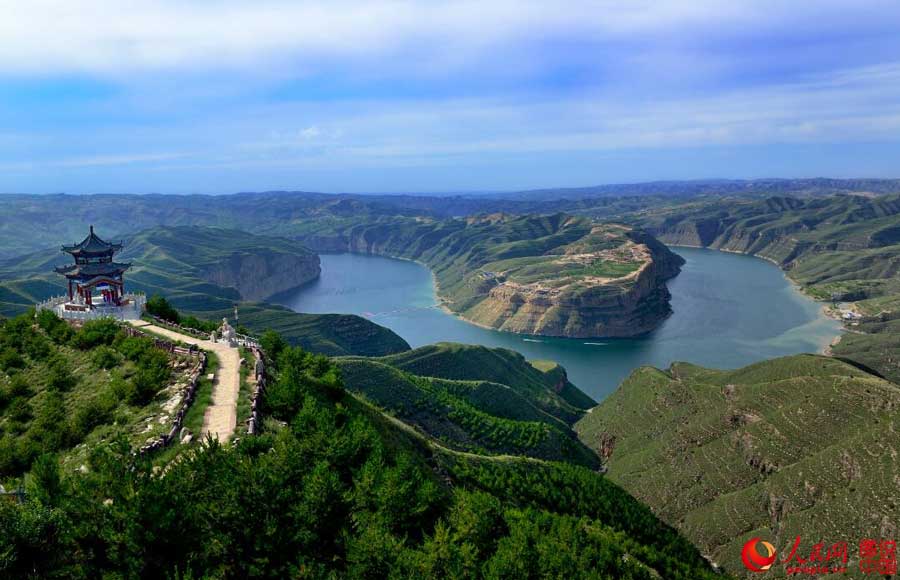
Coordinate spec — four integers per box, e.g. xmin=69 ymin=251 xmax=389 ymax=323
xmin=274 ymin=248 xmax=841 ymax=401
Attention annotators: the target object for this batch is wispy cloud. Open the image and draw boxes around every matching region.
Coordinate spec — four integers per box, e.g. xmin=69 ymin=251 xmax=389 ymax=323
xmin=1 ymin=0 xmax=897 ymax=79
xmin=1 ymin=1 xmax=900 ymax=192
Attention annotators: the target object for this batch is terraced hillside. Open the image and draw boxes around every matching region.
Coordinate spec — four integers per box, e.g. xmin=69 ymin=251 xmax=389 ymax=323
xmin=302 ymin=213 xmax=685 ymax=338
xmin=630 ymin=194 xmax=900 ymax=295
xmin=627 ymin=193 xmax=900 ymax=384
xmin=3 ymin=181 xmax=899 ymax=258
xmin=0 ymin=226 xmax=409 ymax=357
xmin=336 ymin=343 xmax=599 ymax=467
xmin=1 ymin=327 xmax=718 ymax=578
xmin=576 ymin=354 xmax=900 ymax=577
xmin=0 ymin=226 xmax=320 ymax=309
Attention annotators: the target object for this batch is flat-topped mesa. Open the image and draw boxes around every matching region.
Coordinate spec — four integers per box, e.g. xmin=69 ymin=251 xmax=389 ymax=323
xmin=296 ymin=213 xmax=684 ymax=339
xmin=455 ymin=225 xmax=684 ymax=338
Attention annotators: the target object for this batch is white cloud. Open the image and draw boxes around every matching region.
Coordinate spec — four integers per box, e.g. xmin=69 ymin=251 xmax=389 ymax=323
xmin=0 ymin=0 xmax=896 ymax=77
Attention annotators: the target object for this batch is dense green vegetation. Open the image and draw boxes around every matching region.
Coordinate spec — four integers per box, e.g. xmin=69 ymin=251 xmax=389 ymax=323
xmin=577 ymin=354 xmax=900 ymax=577
xmin=364 ymin=343 xmax=595 ymax=422
xmin=336 ymin=343 xmax=599 ymax=467
xmin=0 ymin=333 xmax=717 ymax=578
xmin=0 ymin=313 xmax=179 ymax=479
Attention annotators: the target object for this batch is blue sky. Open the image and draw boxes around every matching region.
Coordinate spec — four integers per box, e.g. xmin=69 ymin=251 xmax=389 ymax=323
xmin=1 ymin=0 xmax=900 ymax=194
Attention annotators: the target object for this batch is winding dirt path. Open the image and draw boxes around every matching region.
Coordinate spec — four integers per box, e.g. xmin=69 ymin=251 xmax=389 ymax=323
xmin=129 ymin=320 xmax=240 ymax=442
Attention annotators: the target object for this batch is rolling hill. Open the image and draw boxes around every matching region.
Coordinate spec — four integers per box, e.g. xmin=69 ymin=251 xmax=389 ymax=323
xmin=0 ymin=226 xmax=409 ymax=357
xmin=576 ymin=354 xmax=900 ymax=577
xmin=1 ymin=319 xmax=718 ymax=578
xmin=336 ymin=343 xmax=599 ymax=467
xmin=626 ymin=193 xmax=900 ymax=384
xmin=2 ymin=181 xmax=899 ymax=258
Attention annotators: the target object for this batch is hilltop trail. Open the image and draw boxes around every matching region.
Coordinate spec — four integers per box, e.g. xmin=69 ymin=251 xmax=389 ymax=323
xmin=129 ymin=320 xmax=240 ymax=442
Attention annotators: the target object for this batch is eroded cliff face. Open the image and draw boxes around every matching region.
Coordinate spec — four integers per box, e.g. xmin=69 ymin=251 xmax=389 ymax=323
xmin=301 ymin=218 xmax=683 ymax=339
xmin=456 ymin=231 xmax=684 ymax=338
xmin=202 ymin=251 xmax=321 ymax=302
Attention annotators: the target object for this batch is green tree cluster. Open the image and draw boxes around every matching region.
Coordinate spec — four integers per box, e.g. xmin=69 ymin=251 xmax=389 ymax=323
xmin=0 ymin=314 xmax=174 ymax=476
xmin=0 ymin=332 xmax=716 ymax=578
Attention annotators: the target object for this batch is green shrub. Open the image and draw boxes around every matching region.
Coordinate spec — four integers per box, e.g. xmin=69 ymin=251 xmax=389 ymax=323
xmin=68 ymin=395 xmax=116 ymax=444
xmin=36 ymin=310 xmax=73 ymax=344
xmin=113 ymin=335 xmax=154 ymax=362
xmin=24 ymin=333 xmax=53 ymax=361
xmin=0 ymin=315 xmax=33 ymax=350
xmin=26 ymin=453 xmax=62 ymax=507
xmin=73 ymin=319 xmax=120 ymax=349
xmin=46 ymin=359 xmax=77 ymax=392
xmin=180 ymin=315 xmax=218 ymax=333
xmin=261 ymin=330 xmax=287 ymax=367
xmin=129 ymin=368 xmax=167 ymax=405
xmin=30 ymin=392 xmax=68 ymax=451
xmin=108 ymin=375 xmax=133 ymax=403
xmin=0 ymin=436 xmax=31 ymax=475
xmin=146 ymin=294 xmax=180 ymax=324
xmin=0 ymin=347 xmax=25 ymax=372
xmin=91 ymin=346 xmax=121 ymax=370
xmin=6 ymin=397 xmax=33 ymax=424
xmin=7 ymin=374 xmax=32 ymax=399
xmin=128 ymin=348 xmax=171 ymax=405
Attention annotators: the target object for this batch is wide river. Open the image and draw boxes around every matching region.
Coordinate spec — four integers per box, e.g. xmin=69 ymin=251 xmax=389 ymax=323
xmin=274 ymin=247 xmax=841 ymax=401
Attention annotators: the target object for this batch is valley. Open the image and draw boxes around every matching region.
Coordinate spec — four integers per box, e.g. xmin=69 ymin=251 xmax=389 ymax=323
xmin=1 ymin=183 xmax=897 ymax=578
xmin=4 ymin=2 xmax=900 ymax=575
xmin=276 ymin=248 xmax=840 ymax=398
xmin=296 ymin=213 xmax=685 ymax=338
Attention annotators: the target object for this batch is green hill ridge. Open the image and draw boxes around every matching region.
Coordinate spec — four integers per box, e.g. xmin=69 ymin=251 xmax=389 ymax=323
xmin=336 ymin=343 xmax=599 ymax=467
xmin=1 ymin=315 xmax=717 ymax=578
xmin=576 ymin=354 xmax=900 ymax=577
xmin=0 ymin=226 xmax=409 ymax=357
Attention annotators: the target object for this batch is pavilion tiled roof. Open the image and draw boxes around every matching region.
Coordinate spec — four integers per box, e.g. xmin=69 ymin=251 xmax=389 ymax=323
xmin=54 ymin=262 xmax=131 ymax=278
xmin=61 ymin=225 xmax=123 ymax=256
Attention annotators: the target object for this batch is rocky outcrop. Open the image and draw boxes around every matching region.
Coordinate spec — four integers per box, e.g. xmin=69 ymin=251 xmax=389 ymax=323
xmin=202 ymin=251 xmax=321 ymax=302
xmin=301 ymin=217 xmax=684 ymax=339
xmin=457 ymin=231 xmax=683 ymax=338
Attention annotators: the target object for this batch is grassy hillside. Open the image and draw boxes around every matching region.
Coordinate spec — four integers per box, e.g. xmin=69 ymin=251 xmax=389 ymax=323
xmin=630 ymin=194 xmax=900 ymax=296
xmin=627 ymin=193 xmax=900 ymax=389
xmin=336 ymin=343 xmax=599 ymax=467
xmin=0 ymin=226 xmax=410 ymax=357
xmin=0 ymin=331 xmax=717 ymax=578
xmin=369 ymin=342 xmax=595 ymax=422
xmin=2 ymin=182 xmax=898 ymax=257
xmin=0 ymin=225 xmax=320 ymax=310
xmin=576 ymin=354 xmax=900 ymax=577
xmin=0 ymin=313 xmax=194 ymax=481
xmin=215 ymin=302 xmax=410 ymax=357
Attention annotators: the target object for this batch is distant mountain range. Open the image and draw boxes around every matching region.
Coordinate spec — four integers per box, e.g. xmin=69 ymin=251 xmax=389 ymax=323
xmin=497 ymin=177 xmax=900 ymax=201
xmin=4 ymin=178 xmax=899 ymax=260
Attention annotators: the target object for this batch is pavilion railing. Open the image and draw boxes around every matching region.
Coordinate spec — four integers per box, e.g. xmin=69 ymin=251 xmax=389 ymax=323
xmin=36 ymin=292 xmax=146 ymax=322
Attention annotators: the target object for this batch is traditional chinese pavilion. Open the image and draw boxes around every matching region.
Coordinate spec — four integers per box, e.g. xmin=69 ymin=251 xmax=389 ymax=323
xmin=54 ymin=225 xmax=131 ymax=307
